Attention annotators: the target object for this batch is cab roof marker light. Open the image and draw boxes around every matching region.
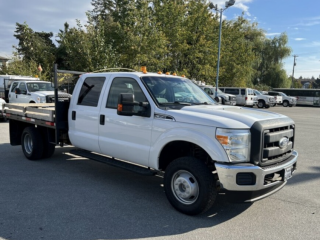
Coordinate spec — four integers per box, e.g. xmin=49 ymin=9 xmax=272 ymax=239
xmin=141 ymin=66 xmax=147 ymax=74
xmin=166 ymin=72 xmax=170 ymax=75
xmin=172 ymin=73 xmax=177 ymax=76
xmin=181 ymin=75 xmax=186 ymax=77
xmin=158 ymin=71 xmax=162 ymax=74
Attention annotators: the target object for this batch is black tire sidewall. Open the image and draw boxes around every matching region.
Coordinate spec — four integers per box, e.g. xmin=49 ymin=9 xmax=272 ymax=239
xmin=21 ymin=127 xmax=44 ymax=160
xmin=283 ymin=101 xmax=288 ymax=107
xmin=164 ymin=157 xmax=216 ymax=215
xmin=258 ymin=101 xmax=264 ymax=108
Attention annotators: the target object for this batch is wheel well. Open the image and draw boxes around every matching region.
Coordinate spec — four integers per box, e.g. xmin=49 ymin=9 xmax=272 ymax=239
xmin=159 ymin=141 xmax=215 ymax=171
xmin=259 ymin=100 xmax=265 ymax=103
xmin=29 ymin=101 xmax=36 ymax=103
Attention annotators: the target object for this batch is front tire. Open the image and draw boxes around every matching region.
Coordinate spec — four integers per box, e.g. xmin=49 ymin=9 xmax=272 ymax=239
xmin=257 ymin=100 xmax=265 ymax=108
xmin=21 ymin=127 xmax=44 ymax=160
xmin=164 ymin=157 xmax=217 ymax=215
xmin=283 ymin=101 xmax=289 ymax=107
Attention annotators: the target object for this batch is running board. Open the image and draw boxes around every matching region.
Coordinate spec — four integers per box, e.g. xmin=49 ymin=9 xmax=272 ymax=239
xmin=70 ymin=149 xmax=158 ymax=176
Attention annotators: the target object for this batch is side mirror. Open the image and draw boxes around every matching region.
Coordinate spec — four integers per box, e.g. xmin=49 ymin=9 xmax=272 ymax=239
xmin=117 ymin=93 xmax=150 ymax=117
xmin=15 ymin=88 xmax=21 ymax=94
xmin=117 ymin=93 xmax=135 ymax=116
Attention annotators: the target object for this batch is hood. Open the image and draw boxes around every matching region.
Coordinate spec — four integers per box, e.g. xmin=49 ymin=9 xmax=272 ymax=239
xmin=30 ymin=91 xmax=70 ymax=97
xmin=166 ymin=105 xmax=289 ymax=129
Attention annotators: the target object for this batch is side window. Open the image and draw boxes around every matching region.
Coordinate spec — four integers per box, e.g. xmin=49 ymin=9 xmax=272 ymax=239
xmin=77 ymin=77 xmax=106 ymax=107
xmin=204 ymin=88 xmax=211 ymax=94
xmin=106 ymin=77 xmax=148 ymax=110
xmin=225 ymin=89 xmax=238 ymax=95
xmin=19 ymin=83 xmax=27 ymax=93
xmin=315 ymin=91 xmax=319 ymax=97
xmin=241 ymin=89 xmax=245 ymax=95
xmin=11 ymin=82 xmax=19 ymax=92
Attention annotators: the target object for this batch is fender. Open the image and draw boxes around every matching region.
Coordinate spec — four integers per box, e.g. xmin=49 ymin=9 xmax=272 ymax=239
xmin=148 ymin=125 xmax=229 ymax=169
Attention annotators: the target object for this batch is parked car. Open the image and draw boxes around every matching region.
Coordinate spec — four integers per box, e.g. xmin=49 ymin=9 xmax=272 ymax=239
xmin=264 ymin=91 xmax=283 ymax=106
xmin=0 ymin=98 xmax=7 ymax=121
xmin=9 ymin=80 xmax=71 ymax=103
xmin=253 ymin=89 xmax=275 ymax=108
xmin=277 ymin=92 xmax=297 ymax=107
xmin=199 ymin=85 xmax=236 ymax=105
xmin=220 ymin=87 xmax=256 ymax=107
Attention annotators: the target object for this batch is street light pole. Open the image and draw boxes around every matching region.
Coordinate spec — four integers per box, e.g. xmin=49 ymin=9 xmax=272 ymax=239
xmin=209 ymin=1 xmax=236 ymax=98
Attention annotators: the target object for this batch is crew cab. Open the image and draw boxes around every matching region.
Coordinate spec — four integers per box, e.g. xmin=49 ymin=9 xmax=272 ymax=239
xmin=4 ymin=65 xmax=298 ymax=215
xmin=9 ymin=80 xmax=71 ymax=103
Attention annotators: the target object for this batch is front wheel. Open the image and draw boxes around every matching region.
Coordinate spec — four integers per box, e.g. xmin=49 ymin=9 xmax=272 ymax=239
xmin=283 ymin=101 xmax=289 ymax=107
xmin=257 ymin=101 xmax=265 ymax=108
xmin=164 ymin=157 xmax=217 ymax=215
xmin=21 ymin=127 xmax=44 ymax=160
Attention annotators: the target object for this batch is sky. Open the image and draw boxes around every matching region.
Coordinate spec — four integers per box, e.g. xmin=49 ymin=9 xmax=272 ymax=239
xmin=0 ymin=0 xmax=319 ymax=79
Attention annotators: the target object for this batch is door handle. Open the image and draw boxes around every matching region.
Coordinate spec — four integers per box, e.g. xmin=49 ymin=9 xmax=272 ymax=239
xmin=100 ymin=115 xmax=105 ymax=125
xmin=72 ymin=111 xmax=76 ymax=120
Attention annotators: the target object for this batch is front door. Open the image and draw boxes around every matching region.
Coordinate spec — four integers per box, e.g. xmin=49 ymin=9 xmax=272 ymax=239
xmin=98 ymin=76 xmax=153 ymax=167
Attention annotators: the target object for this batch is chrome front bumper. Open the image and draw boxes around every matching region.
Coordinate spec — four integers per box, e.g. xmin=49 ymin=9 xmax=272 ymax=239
xmin=215 ymin=150 xmax=298 ymax=192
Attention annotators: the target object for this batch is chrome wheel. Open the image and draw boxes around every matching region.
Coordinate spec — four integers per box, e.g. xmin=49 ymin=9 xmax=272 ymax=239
xmin=171 ymin=170 xmax=199 ymax=205
xmin=23 ymin=133 xmax=33 ymax=155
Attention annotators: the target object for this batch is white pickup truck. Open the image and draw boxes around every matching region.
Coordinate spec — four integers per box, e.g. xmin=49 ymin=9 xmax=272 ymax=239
xmin=253 ymin=89 xmax=275 ymax=108
xmin=4 ymin=65 xmax=298 ymax=215
xmin=8 ymin=80 xmax=71 ymax=103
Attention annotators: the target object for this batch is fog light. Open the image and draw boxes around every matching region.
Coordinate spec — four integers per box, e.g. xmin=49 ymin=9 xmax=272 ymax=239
xmin=236 ymin=173 xmax=256 ymax=185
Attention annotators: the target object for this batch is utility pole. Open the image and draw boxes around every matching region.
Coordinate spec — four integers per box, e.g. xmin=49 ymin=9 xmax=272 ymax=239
xmin=291 ymin=55 xmax=298 ymax=88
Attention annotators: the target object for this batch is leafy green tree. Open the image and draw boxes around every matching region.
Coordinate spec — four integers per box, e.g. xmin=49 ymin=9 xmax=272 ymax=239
xmin=13 ymin=22 xmax=56 ymax=80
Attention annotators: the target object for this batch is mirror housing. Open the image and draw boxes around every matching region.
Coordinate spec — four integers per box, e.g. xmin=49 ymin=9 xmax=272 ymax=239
xmin=117 ymin=93 xmax=150 ymax=117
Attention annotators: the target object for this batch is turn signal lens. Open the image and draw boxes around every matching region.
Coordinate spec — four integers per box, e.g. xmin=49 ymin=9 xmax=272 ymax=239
xmin=117 ymin=104 xmax=123 ymax=112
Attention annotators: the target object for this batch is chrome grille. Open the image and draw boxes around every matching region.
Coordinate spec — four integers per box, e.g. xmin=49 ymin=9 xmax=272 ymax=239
xmin=261 ymin=125 xmax=294 ymax=165
xmin=250 ymin=118 xmax=295 ymax=167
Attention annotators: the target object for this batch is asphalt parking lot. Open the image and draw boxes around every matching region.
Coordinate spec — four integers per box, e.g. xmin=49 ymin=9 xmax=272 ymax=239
xmin=0 ymin=106 xmax=319 ymax=240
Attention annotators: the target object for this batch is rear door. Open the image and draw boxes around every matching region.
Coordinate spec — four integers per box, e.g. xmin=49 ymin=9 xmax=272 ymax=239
xmin=68 ymin=76 xmax=109 ymax=153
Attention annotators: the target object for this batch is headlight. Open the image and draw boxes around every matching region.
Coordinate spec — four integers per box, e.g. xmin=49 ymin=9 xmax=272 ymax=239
xmin=37 ymin=97 xmax=46 ymax=103
xmin=216 ymin=128 xmax=251 ymax=162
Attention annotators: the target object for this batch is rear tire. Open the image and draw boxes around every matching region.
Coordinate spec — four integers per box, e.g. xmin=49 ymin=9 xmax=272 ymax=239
xmin=21 ymin=127 xmax=44 ymax=160
xmin=164 ymin=157 xmax=217 ymax=215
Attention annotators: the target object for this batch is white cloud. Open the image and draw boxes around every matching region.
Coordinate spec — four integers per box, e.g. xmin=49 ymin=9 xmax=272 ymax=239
xmin=265 ymin=33 xmax=281 ymax=36
xmin=294 ymin=38 xmax=306 ymax=41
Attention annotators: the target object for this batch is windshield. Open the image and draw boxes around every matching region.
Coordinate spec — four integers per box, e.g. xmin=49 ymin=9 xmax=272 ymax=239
xmin=279 ymin=92 xmax=287 ymax=97
xmin=254 ymin=90 xmax=262 ymax=95
xmin=141 ymin=76 xmax=215 ymax=107
xmin=27 ymin=82 xmax=54 ymax=92
xmin=210 ymin=87 xmax=224 ymax=94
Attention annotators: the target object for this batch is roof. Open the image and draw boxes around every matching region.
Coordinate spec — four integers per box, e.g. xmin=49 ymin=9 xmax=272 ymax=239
xmin=0 ymin=56 xmax=10 ymax=61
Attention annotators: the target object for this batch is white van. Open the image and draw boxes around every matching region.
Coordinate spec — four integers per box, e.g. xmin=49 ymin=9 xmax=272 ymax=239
xmin=220 ymin=87 xmax=256 ymax=107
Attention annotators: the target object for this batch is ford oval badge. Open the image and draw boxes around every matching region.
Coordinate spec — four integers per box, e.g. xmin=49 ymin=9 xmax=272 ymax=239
xmin=279 ymin=137 xmax=289 ymax=149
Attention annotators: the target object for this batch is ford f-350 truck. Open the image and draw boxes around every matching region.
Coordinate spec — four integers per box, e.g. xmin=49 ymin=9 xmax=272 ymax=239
xmin=4 ymin=65 xmax=298 ymax=215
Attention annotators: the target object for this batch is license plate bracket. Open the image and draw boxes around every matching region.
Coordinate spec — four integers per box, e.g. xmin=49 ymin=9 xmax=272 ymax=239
xmin=284 ymin=166 xmax=293 ymax=180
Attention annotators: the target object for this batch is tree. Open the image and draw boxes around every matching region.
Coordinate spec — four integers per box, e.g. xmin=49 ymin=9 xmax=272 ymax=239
xmin=13 ymin=22 xmax=56 ymax=80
